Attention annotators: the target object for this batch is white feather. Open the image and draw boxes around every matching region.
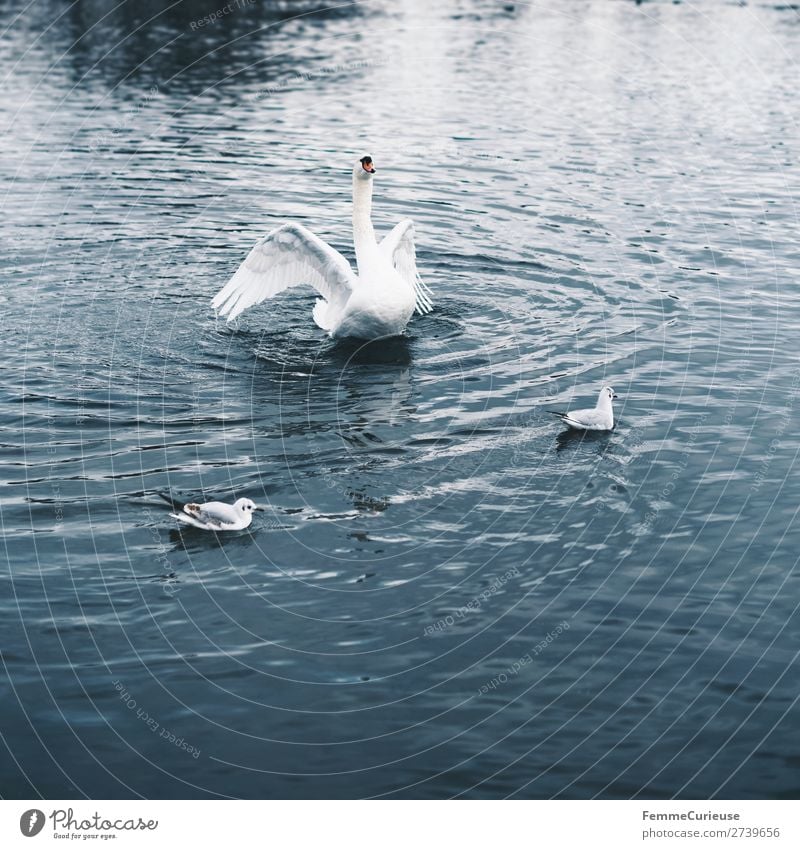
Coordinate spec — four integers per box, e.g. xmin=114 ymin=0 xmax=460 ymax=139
xmin=211 ymin=223 xmax=355 ymax=325
xmin=379 ymin=219 xmax=433 ymax=315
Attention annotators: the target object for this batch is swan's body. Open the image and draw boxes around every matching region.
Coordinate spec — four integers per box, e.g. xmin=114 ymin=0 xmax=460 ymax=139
xmin=549 ymin=386 xmax=619 ymax=431
xmin=159 ymin=492 xmax=261 ymax=531
xmin=211 ymin=156 xmax=433 ymax=340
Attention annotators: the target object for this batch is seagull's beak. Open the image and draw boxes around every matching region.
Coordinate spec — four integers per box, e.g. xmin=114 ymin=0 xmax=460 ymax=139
xmin=253 ymin=505 xmax=264 ymax=511
xmin=612 ymin=393 xmax=619 ymax=399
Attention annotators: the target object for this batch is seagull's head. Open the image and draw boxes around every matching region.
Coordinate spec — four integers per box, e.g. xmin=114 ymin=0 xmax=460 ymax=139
xmin=234 ymin=498 xmax=262 ymax=514
xmin=599 ymin=386 xmax=619 ymax=406
xmin=354 ymin=155 xmax=376 ymax=181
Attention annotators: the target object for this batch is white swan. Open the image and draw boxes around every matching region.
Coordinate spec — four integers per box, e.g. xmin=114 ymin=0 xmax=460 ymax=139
xmin=211 ymin=156 xmax=433 ymax=339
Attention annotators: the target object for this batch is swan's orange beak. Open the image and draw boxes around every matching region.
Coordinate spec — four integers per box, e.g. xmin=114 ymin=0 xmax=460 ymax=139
xmin=360 ymin=156 xmax=375 ymax=173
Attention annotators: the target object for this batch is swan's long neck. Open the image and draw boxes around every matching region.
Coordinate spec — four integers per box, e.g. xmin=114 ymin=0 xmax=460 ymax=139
xmin=352 ymin=174 xmax=379 ymax=273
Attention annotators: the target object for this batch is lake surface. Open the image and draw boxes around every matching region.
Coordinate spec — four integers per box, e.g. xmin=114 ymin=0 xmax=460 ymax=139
xmin=1 ymin=0 xmax=799 ymax=799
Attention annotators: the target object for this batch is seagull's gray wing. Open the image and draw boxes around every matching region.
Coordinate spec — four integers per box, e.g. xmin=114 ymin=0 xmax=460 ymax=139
xmin=170 ymin=511 xmax=214 ymax=530
xmin=565 ymin=407 xmax=611 ymax=429
xmin=186 ymin=501 xmax=239 ymax=528
xmin=158 ymin=491 xmax=187 ymax=512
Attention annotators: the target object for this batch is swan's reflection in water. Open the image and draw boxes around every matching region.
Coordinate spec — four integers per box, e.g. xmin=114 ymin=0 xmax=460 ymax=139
xmin=332 ymin=340 xmax=416 ymax=455
xmin=244 ymin=332 xmax=418 ymax=524
xmin=328 ymin=335 xmax=413 ymax=368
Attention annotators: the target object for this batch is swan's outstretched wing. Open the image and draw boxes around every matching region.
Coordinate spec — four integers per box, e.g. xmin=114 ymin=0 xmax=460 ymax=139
xmin=380 ymin=219 xmax=434 ymax=315
xmin=212 ymin=223 xmax=356 ymax=323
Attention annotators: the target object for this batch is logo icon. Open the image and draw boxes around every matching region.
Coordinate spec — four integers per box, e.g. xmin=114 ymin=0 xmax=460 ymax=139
xmin=19 ymin=810 xmax=45 ymax=837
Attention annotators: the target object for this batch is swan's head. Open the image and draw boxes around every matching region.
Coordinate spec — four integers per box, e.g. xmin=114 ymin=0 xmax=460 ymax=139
xmin=354 ymin=155 xmax=376 ymax=180
xmin=234 ymin=498 xmax=261 ymax=514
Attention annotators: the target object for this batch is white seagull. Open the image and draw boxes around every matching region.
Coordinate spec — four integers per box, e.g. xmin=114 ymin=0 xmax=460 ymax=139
xmin=211 ymin=155 xmax=433 ymax=340
xmin=549 ymin=386 xmax=619 ymax=431
xmin=159 ymin=493 xmax=262 ymax=531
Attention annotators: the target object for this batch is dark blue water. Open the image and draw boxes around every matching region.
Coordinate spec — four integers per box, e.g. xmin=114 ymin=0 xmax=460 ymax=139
xmin=1 ymin=0 xmax=799 ymax=799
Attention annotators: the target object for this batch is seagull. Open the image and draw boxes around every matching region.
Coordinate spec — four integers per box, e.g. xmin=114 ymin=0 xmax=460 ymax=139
xmin=548 ymin=386 xmax=619 ymax=431
xmin=158 ymin=492 xmax=262 ymax=531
